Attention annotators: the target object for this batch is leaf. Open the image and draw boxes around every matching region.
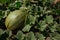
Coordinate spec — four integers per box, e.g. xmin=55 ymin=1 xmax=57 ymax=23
xmin=3 ymin=10 xmax=10 ymax=18
xmin=56 ymin=24 xmax=60 ymax=32
xmin=56 ymin=9 xmax=60 ymax=15
xmin=49 ymin=22 xmax=58 ymax=32
xmin=22 ymin=24 xmax=32 ymax=32
xmin=26 ymin=32 xmax=36 ymax=40
xmin=0 ymin=29 xmax=4 ymax=36
xmin=16 ymin=31 xmax=25 ymax=40
xmin=0 ymin=11 xmax=4 ymax=20
xmin=4 ymin=30 xmax=12 ymax=37
xmin=0 ymin=0 xmax=11 ymax=3
xmin=23 ymin=0 xmax=30 ymax=5
xmin=38 ymin=20 xmax=47 ymax=31
xmin=35 ymin=33 xmax=45 ymax=40
xmin=45 ymin=10 xmax=52 ymax=14
xmin=46 ymin=37 xmax=51 ymax=40
xmin=0 ymin=32 xmax=9 ymax=40
xmin=29 ymin=15 xmax=36 ymax=24
xmin=45 ymin=15 xmax=53 ymax=24
xmin=50 ymin=32 xmax=60 ymax=40
xmin=15 ymin=2 xmax=22 ymax=9
xmin=16 ymin=0 xmax=23 ymax=2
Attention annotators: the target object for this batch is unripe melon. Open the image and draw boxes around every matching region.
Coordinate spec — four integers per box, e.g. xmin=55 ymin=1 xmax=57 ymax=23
xmin=5 ymin=10 xmax=28 ymax=30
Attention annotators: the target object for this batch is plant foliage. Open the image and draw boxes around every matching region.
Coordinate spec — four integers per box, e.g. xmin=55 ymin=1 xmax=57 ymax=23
xmin=0 ymin=0 xmax=60 ymax=40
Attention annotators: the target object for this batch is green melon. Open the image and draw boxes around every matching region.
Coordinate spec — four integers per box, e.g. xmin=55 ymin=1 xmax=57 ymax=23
xmin=5 ymin=10 xmax=28 ymax=30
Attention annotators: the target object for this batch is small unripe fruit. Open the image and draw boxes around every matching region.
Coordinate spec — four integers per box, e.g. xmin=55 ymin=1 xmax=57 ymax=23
xmin=5 ymin=10 xmax=28 ymax=30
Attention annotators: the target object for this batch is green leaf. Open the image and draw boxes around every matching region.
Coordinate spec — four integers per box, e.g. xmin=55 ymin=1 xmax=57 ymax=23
xmin=0 ymin=29 xmax=4 ymax=36
xmin=0 ymin=0 xmax=10 ymax=3
xmin=55 ymin=9 xmax=60 ymax=15
xmin=38 ymin=20 xmax=47 ymax=31
xmin=27 ymin=32 xmax=36 ymax=40
xmin=45 ymin=10 xmax=52 ymax=14
xmin=35 ymin=33 xmax=45 ymax=40
xmin=0 ymin=31 xmax=9 ymax=40
xmin=16 ymin=31 xmax=25 ymax=40
xmin=4 ymin=30 xmax=12 ymax=37
xmin=50 ymin=32 xmax=60 ymax=40
xmin=49 ymin=22 xmax=58 ymax=32
xmin=45 ymin=15 xmax=53 ymax=24
xmin=23 ymin=0 xmax=30 ymax=6
xmin=29 ymin=15 xmax=36 ymax=24
xmin=15 ymin=2 xmax=22 ymax=9
xmin=0 ymin=11 xmax=4 ymax=20
xmin=56 ymin=24 xmax=60 ymax=32
xmin=22 ymin=24 xmax=32 ymax=32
